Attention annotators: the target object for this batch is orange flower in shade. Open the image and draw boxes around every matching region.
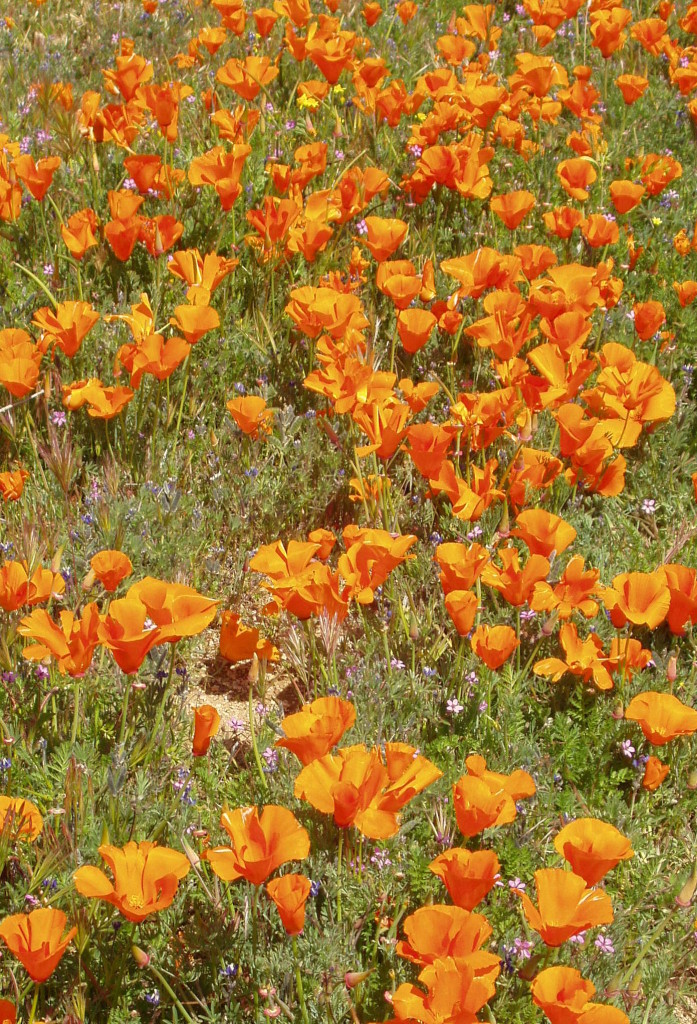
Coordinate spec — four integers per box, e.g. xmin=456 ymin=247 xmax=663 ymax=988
xmin=32 ymin=301 xmax=99 ymax=358
xmin=600 ymin=571 xmax=670 ymax=630
xmin=0 ymin=468 xmax=29 ymax=502
xmin=624 ymin=691 xmax=697 ymax=746
xmin=615 ymin=74 xmax=649 ymax=104
xmin=98 ymin=598 xmax=160 ymax=674
xmin=470 ymin=624 xmax=519 ymax=670
xmin=452 ymin=755 xmax=535 ymax=838
xmin=0 ymin=796 xmax=43 ymax=842
xmin=0 ymin=908 xmax=76 ymax=983
xmin=219 ymin=611 xmax=279 ymax=663
xmin=90 ymin=550 xmax=133 ymax=592
xmin=126 ymin=577 xmax=218 ymax=643
xmin=205 ymin=805 xmax=310 ymax=885
xmin=193 ymin=705 xmax=221 ymax=756
xmin=609 ymin=180 xmax=645 ymax=214
xmin=557 ymin=158 xmax=596 ymax=201
xmin=490 ymin=190 xmax=536 ymax=230
xmin=517 ymin=869 xmax=613 ymax=947
xmin=266 ymin=873 xmax=312 ymax=934
xmin=275 ymin=696 xmax=356 ymax=764
xmin=633 ymin=300 xmax=666 ymax=341
xmin=226 ymin=395 xmax=274 ymax=438
xmin=553 ymin=819 xmax=633 ymax=886
xmin=391 ymin=955 xmax=498 ymax=1024
xmin=396 ymin=905 xmax=499 ymax=969
xmin=18 ymin=604 xmax=102 ymax=677
xmin=294 ymin=743 xmax=442 ymax=839
xmin=429 ymin=848 xmax=500 ymax=911
xmin=511 ymin=509 xmax=577 ymax=558
xmin=74 ymin=841 xmax=190 ymax=922
xmin=361 ymin=217 xmax=408 ymax=261
xmin=530 ymin=965 xmax=596 ymax=1023
xmin=642 ymin=755 xmax=670 ymax=791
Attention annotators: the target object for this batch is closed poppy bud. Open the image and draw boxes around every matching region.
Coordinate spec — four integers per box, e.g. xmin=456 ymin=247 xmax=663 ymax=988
xmin=265 ymin=873 xmax=312 ymax=934
xmin=409 ymin=615 xmax=419 ymax=641
xmin=345 ymin=970 xmax=372 ymax=989
xmin=626 ymin=971 xmax=642 ymax=1005
xmin=687 ymin=770 xmax=697 ymax=791
xmin=132 ymin=944 xmax=150 ymax=968
xmin=193 ymin=704 xmax=221 ymax=756
xmin=676 ymin=863 xmax=697 ymax=908
xmin=642 ymin=755 xmax=669 ymax=791
xmin=667 ymin=655 xmax=677 ymax=683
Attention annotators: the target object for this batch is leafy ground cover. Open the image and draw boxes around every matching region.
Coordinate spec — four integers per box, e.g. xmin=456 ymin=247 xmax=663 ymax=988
xmin=1 ymin=0 xmax=697 ymax=1021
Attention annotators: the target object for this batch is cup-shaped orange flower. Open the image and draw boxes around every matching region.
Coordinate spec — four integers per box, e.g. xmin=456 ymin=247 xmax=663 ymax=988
xmin=226 ymin=395 xmax=274 ymax=438
xmin=205 ymin=805 xmax=310 ymax=885
xmin=0 ymin=1000 xmax=15 ymax=1024
xmin=361 ymin=217 xmax=408 ymax=262
xmin=74 ymin=841 xmax=190 ymax=922
xmin=453 ymin=755 xmax=535 ymax=838
xmin=0 ymin=796 xmax=43 ymax=842
xmin=0 ymin=469 xmax=29 ymax=502
xmin=490 ymin=190 xmax=536 ymax=230
xmin=126 ymin=577 xmax=218 ymax=643
xmin=511 ymin=509 xmax=577 ymax=558
xmin=219 ymin=611 xmax=279 ymax=663
xmin=395 ymin=905 xmax=497 ymax=968
xmin=193 ymin=704 xmax=221 ymax=756
xmin=98 ymin=597 xmax=160 ymax=674
xmin=429 ymin=848 xmax=500 ymax=911
xmin=470 ymin=624 xmax=519 ymax=670
xmin=530 ymin=965 xmax=595 ymax=1024
xmin=0 ymin=908 xmax=76 ymax=982
xmin=600 ymin=571 xmax=670 ymax=631
xmin=90 ymin=550 xmax=133 ymax=592
xmin=397 ymin=308 xmax=436 ymax=354
xmin=18 ymin=604 xmax=102 ymax=677
xmin=518 ymin=869 xmax=613 ymax=947
xmin=392 ymin=954 xmax=498 ymax=1024
xmin=609 ymin=180 xmax=645 ymax=215
xmin=553 ymin=818 xmax=633 ymax=887
xmin=642 ymin=755 xmax=669 ymax=791
xmin=276 ymin=696 xmax=356 ymax=764
xmin=624 ymin=691 xmax=697 ymax=745
xmin=266 ymin=873 xmax=312 ymax=934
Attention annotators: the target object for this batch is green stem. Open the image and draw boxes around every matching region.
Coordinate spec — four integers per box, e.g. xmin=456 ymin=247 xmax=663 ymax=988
xmin=12 ymin=261 xmax=58 ymax=308
xmin=148 ymin=964 xmax=197 ymax=1024
xmin=292 ymin=936 xmax=310 ymax=1024
xmin=28 ymin=986 xmax=39 ymax=1024
xmin=71 ymin=679 xmax=81 ymax=745
xmin=337 ymin=830 xmax=344 ymax=925
xmin=175 ymin=353 xmax=191 ymax=436
xmin=249 ymin=682 xmax=269 ymax=792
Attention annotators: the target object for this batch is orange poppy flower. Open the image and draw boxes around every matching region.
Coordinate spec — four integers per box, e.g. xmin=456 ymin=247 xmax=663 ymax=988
xmin=615 ymin=74 xmax=649 ymax=104
xmin=0 ymin=328 xmax=42 ymax=398
xmin=98 ymin=597 xmax=160 ymax=674
xmin=511 ymin=509 xmax=576 ymax=558
xmin=169 ymin=304 xmax=219 ymax=345
xmin=642 ymin=755 xmax=670 ymax=791
xmin=543 ymin=205 xmax=585 ymax=239
xmin=216 ymin=55 xmax=279 ymax=100
xmin=444 ymin=589 xmax=479 ymax=636
xmin=0 ymin=468 xmax=29 ymax=502
xmin=530 ymin=965 xmax=596 ymax=1023
xmin=481 ymin=544 xmax=550 ymax=606
xmin=205 ymin=805 xmax=310 ymax=884
xmin=74 ymin=841 xmax=190 ymax=922
xmin=534 ymin=622 xmax=614 ymax=692
xmin=557 ymin=158 xmax=596 ymax=201
xmin=0 ymin=796 xmax=43 ymax=842
xmin=609 ymin=180 xmax=645 ymax=214
xmin=266 ymin=873 xmax=312 ymax=934
xmin=90 ymin=550 xmax=133 ymax=592
xmin=219 ymin=611 xmax=279 ymax=663
xmin=674 ymin=281 xmax=697 ymax=308
xmin=276 ymin=696 xmax=356 ymax=764
xmin=226 ymin=395 xmax=274 ymax=438
xmin=18 ymin=604 xmax=102 ymax=677
xmin=581 ymin=214 xmax=619 ymax=248
xmin=624 ymin=691 xmax=697 ymax=746
xmin=392 ymin=954 xmax=498 ymax=1023
xmin=530 ymin=556 xmax=601 ymax=620
xmin=362 ymin=1 xmax=382 ymax=24
xmin=633 ymin=300 xmax=666 ymax=341
xmin=12 ymin=154 xmax=61 ymax=201
xmin=188 ymin=145 xmax=251 ymax=210
xmin=518 ymin=868 xmax=613 ymax=946
xmin=396 ymin=307 xmax=436 ymax=353
xmin=0 ymin=908 xmax=76 ymax=982
xmin=62 ymin=380 xmax=134 ymax=421
xmin=61 ymin=208 xmax=99 ymax=260
xmin=429 ymin=848 xmax=500 ymax=910
xmin=0 ymin=1001 xmax=14 ymax=1024
xmin=453 ymin=754 xmax=535 ymax=837
xmin=32 ymin=301 xmax=99 ymax=358
xmin=294 ymin=743 xmax=441 ymax=838
xmin=600 ymin=571 xmax=670 ymax=630
xmin=553 ymin=818 xmax=633 ymax=886
xmin=590 ymin=7 xmax=631 ymax=58
xmin=361 ymin=216 xmax=408 ymax=262
xmin=396 ymin=904 xmax=498 ymax=968
xmin=490 ymin=190 xmax=536 ymax=229
xmin=470 ymin=624 xmax=519 ymax=670
xmin=126 ymin=577 xmax=218 ymax=643
xmin=193 ymin=705 xmax=221 ymax=756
